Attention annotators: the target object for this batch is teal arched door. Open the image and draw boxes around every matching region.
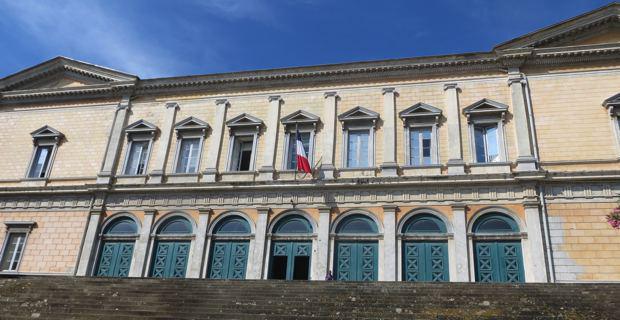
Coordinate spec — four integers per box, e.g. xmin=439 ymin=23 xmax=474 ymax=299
xmin=208 ymin=216 xmax=251 ymax=280
xmin=401 ymin=214 xmax=449 ymax=282
xmin=269 ymin=215 xmax=313 ymax=280
xmin=150 ymin=216 xmax=192 ymax=278
xmin=334 ymin=214 xmax=379 ymax=282
xmin=473 ymin=213 xmax=525 ymax=283
xmin=95 ymin=217 xmax=137 ymax=277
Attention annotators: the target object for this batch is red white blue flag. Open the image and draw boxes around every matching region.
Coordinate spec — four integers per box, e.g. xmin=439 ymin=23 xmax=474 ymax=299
xmin=296 ymin=130 xmax=312 ymax=174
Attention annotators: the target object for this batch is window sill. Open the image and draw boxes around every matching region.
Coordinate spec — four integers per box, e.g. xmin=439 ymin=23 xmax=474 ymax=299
xmin=20 ymin=178 xmax=47 ymax=187
xmin=219 ymin=171 xmax=257 ymax=183
xmin=166 ymin=173 xmax=200 ymax=183
xmin=116 ymin=175 xmax=148 ymax=185
xmin=401 ymin=164 xmax=442 ymax=176
xmin=468 ymin=162 xmax=511 ymax=174
xmin=276 ymin=170 xmax=315 ymax=181
xmin=337 ymin=167 xmax=377 ymax=178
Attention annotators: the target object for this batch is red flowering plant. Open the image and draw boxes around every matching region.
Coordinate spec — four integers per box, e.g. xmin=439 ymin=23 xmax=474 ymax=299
xmin=606 ymin=202 xmax=620 ymax=229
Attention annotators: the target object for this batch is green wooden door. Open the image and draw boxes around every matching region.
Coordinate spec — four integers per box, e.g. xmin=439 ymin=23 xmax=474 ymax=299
xmin=269 ymin=241 xmax=312 ymax=280
xmin=208 ymin=241 xmax=249 ymax=279
xmin=150 ymin=241 xmax=190 ymax=278
xmin=475 ymin=241 xmax=524 ymax=283
xmin=402 ymin=241 xmax=449 ymax=282
xmin=335 ymin=241 xmax=378 ymax=281
xmin=95 ymin=241 xmax=134 ymax=277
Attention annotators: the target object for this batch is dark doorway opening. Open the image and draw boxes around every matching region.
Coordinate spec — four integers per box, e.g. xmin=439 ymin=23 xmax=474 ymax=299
xmin=271 ymin=256 xmax=288 ymax=279
xmin=293 ymin=256 xmax=310 ymax=280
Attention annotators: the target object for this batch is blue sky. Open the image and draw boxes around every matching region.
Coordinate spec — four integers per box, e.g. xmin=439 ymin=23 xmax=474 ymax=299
xmin=0 ymin=0 xmax=613 ymax=79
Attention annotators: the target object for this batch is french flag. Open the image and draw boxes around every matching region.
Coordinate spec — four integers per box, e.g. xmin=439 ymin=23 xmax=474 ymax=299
xmin=296 ymin=130 xmax=312 ymax=174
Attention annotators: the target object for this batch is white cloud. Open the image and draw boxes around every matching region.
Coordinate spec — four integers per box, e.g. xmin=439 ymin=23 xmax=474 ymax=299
xmin=0 ymin=0 xmax=184 ymax=78
xmin=194 ymin=0 xmax=273 ymax=21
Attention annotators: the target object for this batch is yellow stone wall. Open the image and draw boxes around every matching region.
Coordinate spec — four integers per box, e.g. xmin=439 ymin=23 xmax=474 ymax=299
xmin=0 ymin=211 xmax=86 ymax=274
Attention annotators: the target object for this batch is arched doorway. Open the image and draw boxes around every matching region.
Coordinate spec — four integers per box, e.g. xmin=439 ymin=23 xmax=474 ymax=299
xmin=334 ymin=214 xmax=379 ymax=281
xmin=473 ymin=213 xmax=524 ymax=283
xmin=268 ymin=214 xmax=313 ymax=280
xmin=401 ymin=213 xmax=449 ymax=282
xmin=95 ymin=216 xmax=138 ymax=277
xmin=207 ymin=215 xmax=251 ymax=280
xmin=149 ymin=216 xmax=192 ymax=278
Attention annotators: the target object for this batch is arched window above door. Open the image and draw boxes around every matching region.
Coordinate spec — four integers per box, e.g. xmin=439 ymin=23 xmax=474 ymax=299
xmin=336 ymin=214 xmax=378 ymax=234
xmin=157 ymin=216 xmax=192 ymax=234
xmin=103 ymin=217 xmax=137 ymax=235
xmin=273 ymin=215 xmax=313 ymax=234
xmin=473 ymin=213 xmax=519 ymax=234
xmin=213 ymin=216 xmax=251 ymax=234
xmin=402 ymin=214 xmax=446 ymax=234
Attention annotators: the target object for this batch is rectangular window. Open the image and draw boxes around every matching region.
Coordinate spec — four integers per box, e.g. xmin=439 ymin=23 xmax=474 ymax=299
xmin=347 ymin=129 xmax=370 ymax=168
xmin=286 ymin=132 xmax=311 ymax=170
xmin=409 ymin=127 xmax=432 ymax=165
xmin=124 ymin=140 xmax=150 ymax=175
xmin=28 ymin=145 xmax=53 ymax=178
xmin=230 ymin=136 xmax=254 ymax=171
xmin=474 ymin=124 xmax=500 ymax=163
xmin=0 ymin=232 xmax=27 ymax=271
xmin=176 ymin=138 xmax=201 ymax=173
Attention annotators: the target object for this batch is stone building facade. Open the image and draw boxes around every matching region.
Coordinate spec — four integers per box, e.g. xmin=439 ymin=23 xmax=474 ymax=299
xmin=1 ymin=4 xmax=619 ymax=283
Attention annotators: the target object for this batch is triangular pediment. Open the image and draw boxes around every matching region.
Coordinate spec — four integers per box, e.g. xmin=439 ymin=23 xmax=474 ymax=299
xmin=125 ymin=120 xmax=158 ymax=134
xmin=30 ymin=125 xmax=63 ymax=140
xmin=495 ymin=3 xmax=620 ymax=50
xmin=226 ymin=113 xmax=264 ymax=128
xmin=603 ymin=92 xmax=620 ymax=107
xmin=281 ymin=110 xmax=320 ymax=125
xmin=0 ymin=56 xmax=137 ymax=92
xmin=463 ymin=99 xmax=508 ymax=116
xmin=338 ymin=106 xmax=379 ymax=122
xmin=399 ymin=103 xmax=442 ymax=119
xmin=175 ymin=117 xmax=210 ymax=131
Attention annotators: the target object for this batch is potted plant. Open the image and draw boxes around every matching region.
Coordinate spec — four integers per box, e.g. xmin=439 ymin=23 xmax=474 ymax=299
xmin=606 ymin=203 xmax=620 ymax=229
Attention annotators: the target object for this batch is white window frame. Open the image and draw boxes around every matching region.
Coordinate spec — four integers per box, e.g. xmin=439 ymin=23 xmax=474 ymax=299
xmin=399 ymin=102 xmax=442 ymax=167
xmin=122 ymin=139 xmax=153 ymax=176
xmin=468 ymin=117 xmax=507 ymax=163
xmin=25 ymin=126 xmax=63 ymax=180
xmin=282 ymin=128 xmax=316 ymax=171
xmin=171 ymin=117 xmax=209 ymax=175
xmin=607 ymin=105 xmax=620 ymax=157
xmin=226 ymin=129 xmax=259 ymax=172
xmin=121 ymin=120 xmax=158 ymax=176
xmin=342 ymin=125 xmax=375 ymax=168
xmin=0 ymin=222 xmax=35 ymax=273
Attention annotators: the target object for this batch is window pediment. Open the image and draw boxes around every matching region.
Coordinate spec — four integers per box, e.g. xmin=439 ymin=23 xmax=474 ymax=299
xmin=463 ymin=99 xmax=508 ymax=121
xmin=603 ymin=93 xmax=620 ymax=115
xmin=399 ymin=103 xmax=442 ymax=123
xmin=175 ymin=117 xmax=210 ymax=134
xmin=281 ymin=110 xmax=320 ymax=128
xmin=30 ymin=125 xmax=63 ymax=142
xmin=125 ymin=120 xmax=158 ymax=136
xmin=338 ymin=106 xmax=379 ymax=124
xmin=226 ymin=113 xmax=263 ymax=130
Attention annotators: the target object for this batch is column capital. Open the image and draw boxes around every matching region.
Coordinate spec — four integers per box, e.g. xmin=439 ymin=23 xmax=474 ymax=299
xmin=382 ymin=87 xmax=396 ymax=95
xmin=451 ymin=202 xmax=467 ymax=211
xmin=116 ymin=96 xmax=131 ymax=110
xmin=198 ymin=208 xmax=212 ymax=215
xmin=317 ymin=206 xmax=332 ymax=214
xmin=257 ymin=207 xmax=270 ymax=214
xmin=324 ymin=91 xmax=338 ymax=98
xmin=268 ymin=95 xmax=282 ymax=102
xmin=507 ymin=74 xmax=525 ymax=86
xmin=144 ymin=209 xmax=157 ymax=216
xmin=165 ymin=102 xmax=179 ymax=109
xmin=215 ymin=99 xmax=229 ymax=106
xmin=523 ymin=200 xmax=540 ymax=209
xmin=443 ymin=83 xmax=459 ymax=91
xmin=382 ymin=205 xmax=398 ymax=212
xmin=88 ymin=209 xmax=103 ymax=216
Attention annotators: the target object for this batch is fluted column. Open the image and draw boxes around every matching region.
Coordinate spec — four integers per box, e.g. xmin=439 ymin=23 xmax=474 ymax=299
xmin=444 ymin=83 xmax=465 ymax=175
xmin=203 ymin=99 xmax=229 ymax=182
xmin=96 ymin=95 xmax=131 ymax=184
xmin=381 ymin=88 xmax=398 ymax=176
xmin=508 ymin=70 xmax=537 ymax=172
xmin=258 ymin=96 xmax=282 ymax=181
xmin=148 ymin=102 xmax=179 ymax=184
xmin=320 ymin=92 xmax=338 ymax=179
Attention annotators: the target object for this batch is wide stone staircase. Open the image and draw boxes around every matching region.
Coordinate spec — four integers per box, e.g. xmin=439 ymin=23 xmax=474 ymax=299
xmin=0 ymin=276 xmax=617 ymax=319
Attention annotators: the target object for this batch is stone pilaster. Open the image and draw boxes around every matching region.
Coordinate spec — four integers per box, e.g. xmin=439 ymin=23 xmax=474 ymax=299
xmin=258 ymin=96 xmax=282 ymax=181
xmin=313 ymin=207 xmax=331 ymax=280
xmin=203 ymin=99 xmax=229 ymax=182
xmin=187 ymin=208 xmax=211 ymax=278
xmin=96 ymin=95 xmax=131 ymax=184
xmin=248 ymin=207 xmax=269 ymax=279
xmin=508 ymin=70 xmax=537 ymax=172
xmin=75 ymin=210 xmax=103 ymax=276
xmin=451 ymin=203 xmax=470 ymax=281
xmin=382 ymin=205 xmax=397 ymax=281
xmin=148 ymin=102 xmax=179 ymax=184
xmin=129 ymin=209 xmax=155 ymax=277
xmin=444 ymin=83 xmax=465 ymax=175
xmin=321 ymin=92 xmax=338 ymax=180
xmin=381 ymin=88 xmax=398 ymax=177
xmin=523 ymin=201 xmax=549 ymax=282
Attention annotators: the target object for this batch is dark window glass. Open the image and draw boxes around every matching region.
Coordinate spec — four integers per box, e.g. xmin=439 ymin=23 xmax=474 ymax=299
xmin=104 ymin=217 xmax=137 ymax=235
xmin=124 ymin=140 xmax=150 ymax=175
xmin=214 ymin=217 xmax=251 ymax=234
xmin=1 ymin=233 xmax=27 ymax=271
xmin=404 ymin=214 xmax=446 ymax=234
xmin=158 ymin=217 xmax=192 ymax=234
xmin=336 ymin=214 xmax=378 ymax=234
xmin=287 ymin=132 xmax=311 ymax=170
xmin=273 ymin=216 xmax=312 ymax=234
xmin=474 ymin=214 xmax=519 ymax=233
xmin=28 ymin=145 xmax=53 ymax=178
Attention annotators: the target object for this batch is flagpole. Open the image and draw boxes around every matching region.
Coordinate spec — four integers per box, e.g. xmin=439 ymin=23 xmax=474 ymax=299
xmin=294 ymin=123 xmax=298 ymax=183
